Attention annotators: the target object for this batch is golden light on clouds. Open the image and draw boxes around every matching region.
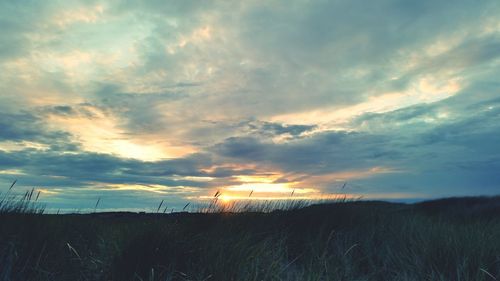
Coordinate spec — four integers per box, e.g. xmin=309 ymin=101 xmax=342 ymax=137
xmin=45 ymin=107 xmax=196 ymax=161
xmin=104 ymin=184 xmax=171 ymax=194
xmin=270 ymin=77 xmax=462 ymax=130
xmin=234 ymin=174 xmax=280 ymax=184
xmin=194 ymin=172 xmax=323 ymax=202
xmin=99 ymin=183 xmax=200 ymax=195
xmin=0 ymin=169 xmax=26 ymax=176
xmin=37 ymin=188 xmax=61 ymax=195
xmin=0 ymin=141 xmax=50 ymax=152
xmin=198 ymin=193 xmax=355 ymax=203
xmin=53 ymin=4 xmax=105 ymax=27
xmin=193 ymin=166 xmax=403 ymax=203
xmin=228 ymin=183 xmax=302 ymax=194
xmin=1 ymin=0 xmax=498 ymax=211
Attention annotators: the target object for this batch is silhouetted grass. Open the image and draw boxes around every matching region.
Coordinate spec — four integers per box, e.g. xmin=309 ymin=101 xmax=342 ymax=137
xmin=0 ymin=190 xmax=499 ymax=280
xmin=0 ymin=182 xmax=45 ymax=215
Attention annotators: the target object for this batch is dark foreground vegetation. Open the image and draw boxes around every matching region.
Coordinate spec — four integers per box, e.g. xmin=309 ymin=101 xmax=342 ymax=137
xmin=0 ymin=194 xmax=499 ymax=281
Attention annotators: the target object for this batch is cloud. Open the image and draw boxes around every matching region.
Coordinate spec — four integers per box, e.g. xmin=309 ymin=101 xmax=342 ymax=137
xmin=247 ymin=121 xmax=316 ymax=138
xmin=94 ymin=83 xmax=189 ymax=133
xmin=0 ymin=0 xmax=499 ymax=209
xmin=0 ymin=112 xmax=75 ymax=148
xmin=0 ymin=1 xmax=48 ymax=61
xmin=211 ymin=84 xmax=500 ymax=196
xmin=212 ymin=131 xmax=399 ymax=175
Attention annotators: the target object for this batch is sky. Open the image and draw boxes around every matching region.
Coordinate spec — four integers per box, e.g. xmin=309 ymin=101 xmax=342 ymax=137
xmin=1 ymin=0 xmax=499 ymax=212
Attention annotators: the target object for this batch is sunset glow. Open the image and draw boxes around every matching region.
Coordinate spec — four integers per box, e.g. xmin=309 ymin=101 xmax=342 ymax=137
xmin=0 ymin=0 xmax=499 ymax=211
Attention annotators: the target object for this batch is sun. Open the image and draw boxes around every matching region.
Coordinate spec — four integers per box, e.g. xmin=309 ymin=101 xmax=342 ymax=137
xmin=218 ymin=195 xmax=232 ymax=203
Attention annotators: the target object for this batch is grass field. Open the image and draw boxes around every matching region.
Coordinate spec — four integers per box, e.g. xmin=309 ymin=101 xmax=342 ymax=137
xmin=0 ymin=192 xmax=499 ymax=281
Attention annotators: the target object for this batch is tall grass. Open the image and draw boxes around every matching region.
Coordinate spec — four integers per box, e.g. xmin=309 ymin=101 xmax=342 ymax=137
xmin=0 ymin=181 xmax=45 ymax=214
xmin=192 ymin=191 xmax=356 ymax=213
xmin=0 ymin=184 xmax=499 ymax=280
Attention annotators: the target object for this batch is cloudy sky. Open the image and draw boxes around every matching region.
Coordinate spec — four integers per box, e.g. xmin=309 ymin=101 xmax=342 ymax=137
xmin=1 ymin=0 xmax=499 ymax=211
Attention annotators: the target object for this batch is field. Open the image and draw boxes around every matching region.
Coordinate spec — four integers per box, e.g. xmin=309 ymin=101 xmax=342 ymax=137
xmin=0 ymin=194 xmax=499 ymax=281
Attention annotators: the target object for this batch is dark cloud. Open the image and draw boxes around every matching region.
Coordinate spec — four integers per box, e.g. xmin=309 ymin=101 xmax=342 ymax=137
xmin=40 ymin=103 xmax=100 ymax=119
xmin=51 ymin=105 xmax=74 ymax=116
xmin=0 ymin=112 xmax=73 ymax=147
xmin=353 ymin=104 xmax=439 ymax=126
xmin=239 ymin=0 xmax=495 ymax=63
xmin=0 ymin=149 xmax=213 ymax=189
xmin=247 ymin=121 xmax=316 ymax=138
xmin=212 ymin=131 xmax=399 ymax=175
xmin=211 ymin=88 xmax=500 ymax=196
xmin=0 ymin=112 xmax=40 ymax=141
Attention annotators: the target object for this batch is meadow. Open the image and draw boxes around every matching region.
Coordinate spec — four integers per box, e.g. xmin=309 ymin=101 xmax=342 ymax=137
xmin=0 ymin=187 xmax=499 ymax=281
